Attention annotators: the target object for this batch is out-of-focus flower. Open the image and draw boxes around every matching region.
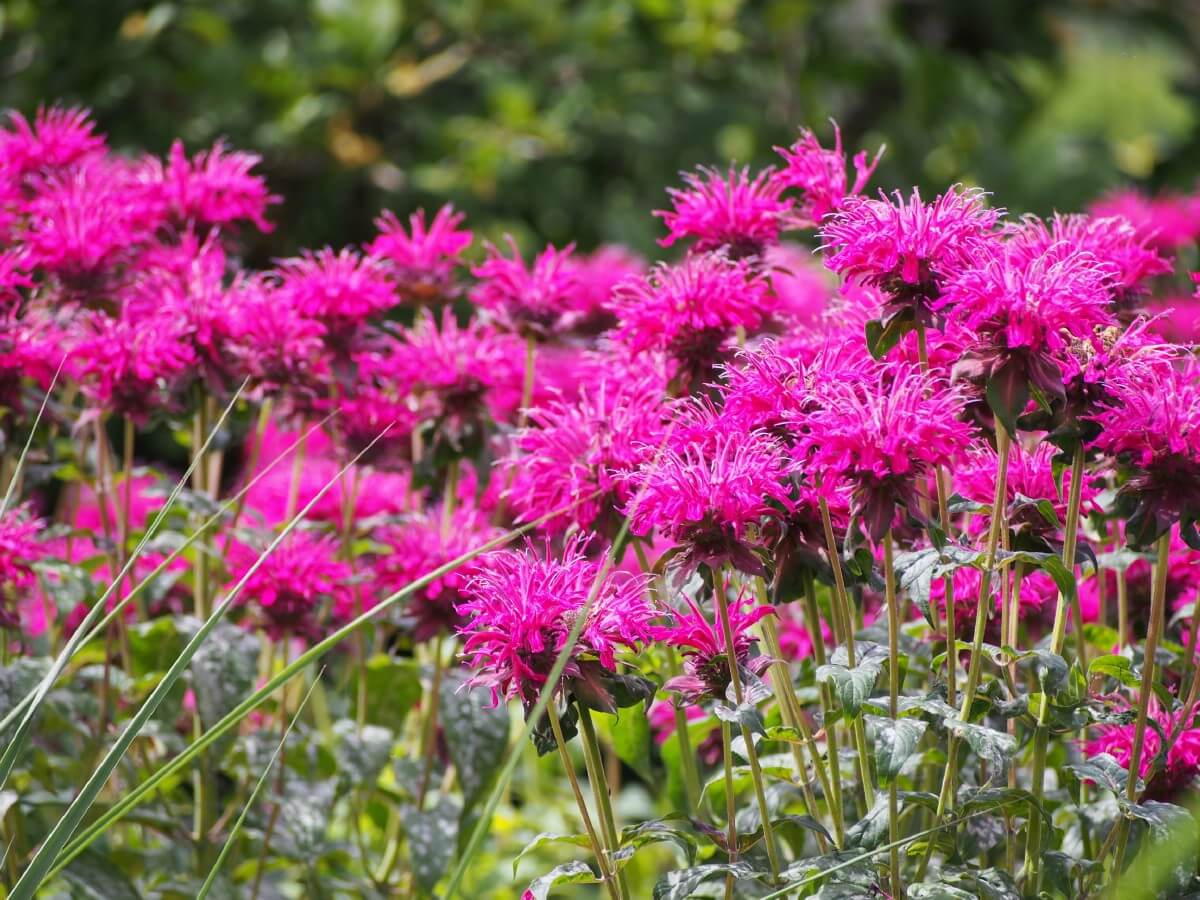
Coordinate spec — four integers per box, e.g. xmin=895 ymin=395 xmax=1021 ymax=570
xmin=368 ymin=204 xmax=472 ymax=303
xmin=609 ymin=253 xmax=774 ymax=392
xmin=623 ymin=427 xmax=792 ymax=576
xmin=1090 ymin=188 xmax=1200 ymax=251
xmin=567 ymin=245 xmax=644 ymax=334
xmin=653 ymin=590 xmax=773 ymax=704
xmin=228 ymin=274 xmax=328 ymax=405
xmin=503 ymin=374 xmax=666 ymax=536
xmin=793 ymin=364 xmax=973 ymax=542
xmin=655 ymin=165 xmax=791 ymax=256
xmin=0 ymin=105 xmax=105 ymax=181
xmin=773 ymin=123 xmax=882 ymax=228
xmin=1086 ymin=702 xmax=1200 ymax=800
xmin=274 ymin=248 xmax=396 ymax=342
xmin=765 ymin=243 xmax=835 ymax=329
xmin=821 ymin=186 xmax=1001 ymax=326
xmin=457 ymin=534 xmax=653 ymax=706
xmin=470 ymin=238 xmax=580 ymax=337
xmin=226 ymin=532 xmax=352 ymax=641
xmin=0 ymin=505 xmax=46 ymax=630
xmin=1090 ymin=359 xmax=1200 ymax=547
xmin=375 ymin=505 xmax=499 ymax=642
xmin=142 ymin=139 xmax=278 ymax=232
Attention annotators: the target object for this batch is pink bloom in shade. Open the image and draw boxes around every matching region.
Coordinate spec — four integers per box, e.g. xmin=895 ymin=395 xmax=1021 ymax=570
xmin=20 ymin=159 xmax=164 ymax=285
xmin=1145 ymin=293 xmax=1200 ymax=347
xmin=567 ymin=244 xmax=645 ymax=334
xmin=502 ymin=374 xmax=667 ymax=537
xmin=773 ymin=123 xmax=883 ymax=228
xmin=820 ymin=186 xmax=1002 ymax=324
xmin=142 ymin=139 xmax=279 ymax=232
xmin=623 ymin=427 xmax=793 ymax=576
xmin=956 ymin=442 xmax=1100 ymax=542
xmin=652 ymin=589 xmax=774 ymax=704
xmin=243 ymin=451 xmax=412 ymax=527
xmin=0 ymin=105 xmax=106 ymax=181
xmin=326 ymin=385 xmax=420 ymax=469
xmin=228 ymin=275 xmax=329 ymax=405
xmin=0 ymin=249 xmax=31 ymax=311
xmin=945 ymin=242 xmax=1115 ymax=411
xmin=0 ymin=505 xmax=46 ymax=630
xmin=367 ymin=204 xmax=473 ymax=303
xmin=372 ymin=308 xmax=524 ymax=446
xmin=765 ymin=242 xmax=835 ymax=329
xmin=470 ymin=237 xmax=580 ymax=337
xmin=648 ymin=699 xmax=707 ymax=745
xmin=457 ymin=534 xmax=654 ymax=706
xmin=226 ymin=532 xmax=353 ymax=641
xmin=1090 ymin=359 xmax=1200 ymax=547
xmin=1007 ymin=214 xmax=1172 ymax=313
xmin=930 ymin=565 xmax=1055 ymax=640
xmin=1090 ymin=188 xmax=1200 ymax=251
xmin=374 ymin=505 xmax=500 ymax=642
xmin=609 ymin=253 xmax=775 ymax=392
xmin=775 ymin=604 xmax=831 ymax=660
xmin=1085 ymin=702 xmax=1200 ymax=800
xmin=1077 ymin=533 xmax=1200 ymax=631
xmin=274 ymin=248 xmax=397 ymax=341
xmin=654 ymin=164 xmax=791 ymax=256
xmin=70 ymin=309 xmax=196 ymax=422
xmin=794 ymin=364 xmax=973 ymax=543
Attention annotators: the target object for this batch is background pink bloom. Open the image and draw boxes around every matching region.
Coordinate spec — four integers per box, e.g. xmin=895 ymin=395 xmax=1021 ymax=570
xmin=368 ymin=204 xmax=472 ymax=302
xmin=773 ymin=123 xmax=882 ymax=228
xmin=470 ymin=238 xmax=580 ymax=337
xmin=655 ymin=165 xmax=790 ymax=254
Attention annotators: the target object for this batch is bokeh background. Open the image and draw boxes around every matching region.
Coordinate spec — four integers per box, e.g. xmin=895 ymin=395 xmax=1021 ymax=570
xmin=2 ymin=0 xmax=1198 ymax=264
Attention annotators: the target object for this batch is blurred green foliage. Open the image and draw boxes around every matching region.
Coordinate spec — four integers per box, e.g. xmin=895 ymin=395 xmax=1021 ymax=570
xmin=1 ymin=0 xmax=1197 ymax=263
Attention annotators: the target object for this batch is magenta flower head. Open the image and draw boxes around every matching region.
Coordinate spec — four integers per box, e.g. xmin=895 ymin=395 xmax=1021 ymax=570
xmin=566 ymin=245 xmax=645 ymax=335
xmin=655 ymin=164 xmax=791 ymax=257
xmin=0 ymin=105 xmax=105 ymax=182
xmin=503 ymin=373 xmax=667 ymax=537
xmin=228 ymin=274 xmax=328 ymax=406
xmin=653 ymin=589 xmax=774 ymax=704
xmin=367 ymin=204 xmax=473 ymax=304
xmin=1090 ymin=188 xmax=1200 ymax=251
xmin=0 ymin=504 xmax=47 ymax=630
xmin=376 ymin=505 xmax=499 ymax=643
xmin=944 ymin=242 xmax=1114 ymax=434
xmin=623 ymin=426 xmax=792 ymax=577
xmin=1007 ymin=214 xmax=1171 ymax=316
xmin=610 ymin=253 xmax=774 ymax=394
xmin=1090 ymin=359 xmax=1200 ymax=548
xmin=274 ymin=248 xmax=397 ymax=346
xmin=226 ymin=532 xmax=353 ymax=642
xmin=70 ymin=309 xmax=196 ymax=423
xmin=773 ymin=122 xmax=883 ymax=228
xmin=470 ymin=237 xmax=580 ymax=338
xmin=1085 ymin=702 xmax=1200 ymax=801
xmin=457 ymin=534 xmax=654 ymax=711
xmin=795 ymin=364 xmax=973 ymax=543
xmin=820 ymin=185 xmax=1001 ymax=330
xmin=144 ymin=139 xmax=279 ymax=232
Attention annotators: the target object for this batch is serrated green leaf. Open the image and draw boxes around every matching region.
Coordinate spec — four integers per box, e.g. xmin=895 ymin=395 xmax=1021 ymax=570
xmin=867 ymin=715 xmax=927 ymax=784
xmin=439 ymin=671 xmax=510 ymax=812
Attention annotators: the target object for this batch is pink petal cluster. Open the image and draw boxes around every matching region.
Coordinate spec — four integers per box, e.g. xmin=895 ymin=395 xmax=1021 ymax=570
xmin=1090 ymin=188 xmax=1200 ymax=250
xmin=457 ymin=535 xmax=653 ymax=704
xmin=655 ymin=165 xmax=791 ymax=255
xmin=142 ymin=139 xmax=278 ymax=232
xmin=0 ymin=505 xmax=46 ymax=629
xmin=774 ymin=124 xmax=882 ymax=228
xmin=1086 ymin=702 xmax=1200 ymax=800
xmin=368 ymin=204 xmax=472 ymax=302
xmin=274 ymin=248 xmax=397 ymax=341
xmin=470 ymin=238 xmax=580 ymax=337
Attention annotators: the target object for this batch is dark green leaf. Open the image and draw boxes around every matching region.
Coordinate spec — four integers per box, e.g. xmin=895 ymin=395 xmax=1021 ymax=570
xmin=608 ymin=705 xmax=653 ymax=783
xmin=406 ymin=795 xmax=461 ymax=895
xmin=333 ymin=720 xmax=394 ymax=788
xmin=354 ymin=653 xmax=421 ymax=730
xmin=619 ymin=817 xmax=699 ymax=866
xmin=440 ymin=670 xmax=510 ymax=812
xmin=816 ymin=642 xmax=887 ymax=718
xmin=1066 ymin=753 xmax=1142 ymax=796
xmin=653 ymin=862 xmax=760 ymax=900
xmin=522 ymin=860 xmax=599 ymax=900
xmin=943 ymin=719 xmax=1017 ymax=771
xmin=867 ymin=715 xmax=928 ymax=784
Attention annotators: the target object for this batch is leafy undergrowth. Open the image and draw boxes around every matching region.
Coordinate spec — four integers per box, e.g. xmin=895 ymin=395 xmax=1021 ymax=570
xmin=2 ymin=105 xmax=1200 ymax=899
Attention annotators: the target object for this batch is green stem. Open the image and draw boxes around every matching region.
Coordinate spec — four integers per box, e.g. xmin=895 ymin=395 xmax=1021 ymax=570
xmin=713 ymin=567 xmax=781 ymax=881
xmin=577 ymin=705 xmax=630 ymax=900
xmin=882 ymin=531 xmax=903 ymax=899
xmin=415 ymin=636 xmax=446 ymax=810
xmin=550 ymin=705 xmax=620 ymax=900
xmin=721 ymin=720 xmax=736 ymax=900
xmin=801 ymin=573 xmax=845 ymax=841
xmin=1024 ymin=441 xmax=1085 ymax=891
xmin=1112 ymin=531 xmax=1172 ymax=877
xmin=919 ymin=420 xmax=1011 ymax=882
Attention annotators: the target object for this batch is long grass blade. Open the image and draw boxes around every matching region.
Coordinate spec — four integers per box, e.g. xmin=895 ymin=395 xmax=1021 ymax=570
xmin=0 ymin=379 xmax=248 ymax=794
xmin=10 ymin=420 xmax=393 ymax=899
xmin=44 ymin=490 xmax=601 ymax=880
xmin=196 ymin=670 xmax=323 ymax=900
xmin=0 ymin=414 xmax=334 ymax=739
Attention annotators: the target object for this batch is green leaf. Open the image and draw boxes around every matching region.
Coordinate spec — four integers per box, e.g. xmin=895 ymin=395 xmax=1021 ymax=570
xmin=276 ymin=778 xmax=338 ymax=859
xmin=1088 ymin=654 xmax=1140 ymax=687
xmin=522 ymin=861 xmax=599 ymax=900
xmin=406 ymin=795 xmax=462 ymax=896
xmin=1066 ymin=752 xmax=1142 ymax=796
xmin=845 ymin=791 xmax=939 ymax=849
xmin=865 ymin=312 xmax=916 ymax=360
xmin=907 ymin=884 xmax=977 ymax=900
xmin=986 ymin=362 xmax=1029 ymax=438
xmin=354 ymin=653 xmax=421 ymax=730
xmin=1010 ymin=492 xmax=1062 ymax=529
xmin=439 ymin=671 xmax=510 ymax=812
xmin=943 ymin=719 xmax=1017 ymax=771
xmin=959 ymin=786 xmax=1051 ymax=825
xmin=333 ymin=720 xmax=394 ymax=788
xmin=619 ymin=816 xmax=699 ymax=866
xmin=816 ymin=642 xmax=887 ymax=718
xmin=867 ymin=715 xmax=928 ymax=784
xmin=61 ymin=849 xmax=142 ymax=900
xmin=190 ymin=622 xmax=258 ymax=741
xmin=714 ymin=700 xmax=767 ymax=736
xmin=608 ymin=705 xmax=653 ymax=783
xmin=653 ymin=862 xmax=761 ymax=900
xmin=1122 ymin=799 xmax=1195 ymax=841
